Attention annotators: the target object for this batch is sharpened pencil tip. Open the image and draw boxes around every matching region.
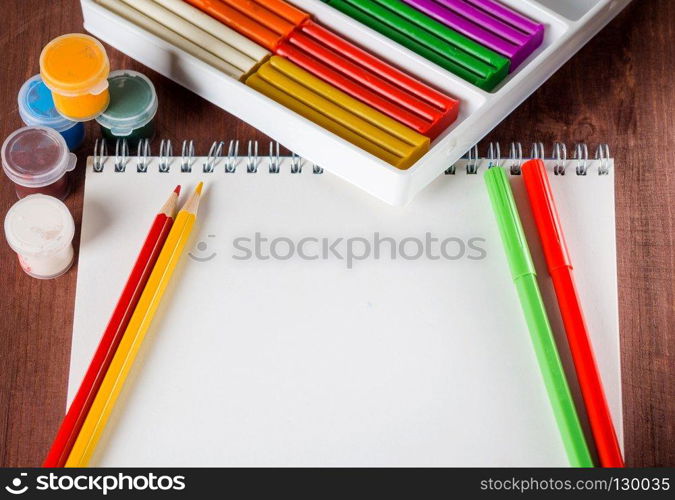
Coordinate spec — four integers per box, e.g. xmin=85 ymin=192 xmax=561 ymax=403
xmin=174 ymin=185 xmax=181 ymax=195
xmin=195 ymin=182 xmax=203 ymax=195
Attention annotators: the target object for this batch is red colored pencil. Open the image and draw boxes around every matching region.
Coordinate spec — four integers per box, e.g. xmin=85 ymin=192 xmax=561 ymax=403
xmin=43 ymin=186 xmax=181 ymax=467
xmin=522 ymin=159 xmax=623 ymax=467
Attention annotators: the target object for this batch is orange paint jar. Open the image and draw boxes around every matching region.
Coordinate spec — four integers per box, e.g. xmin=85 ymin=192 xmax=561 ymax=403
xmin=40 ymin=34 xmax=111 ymax=121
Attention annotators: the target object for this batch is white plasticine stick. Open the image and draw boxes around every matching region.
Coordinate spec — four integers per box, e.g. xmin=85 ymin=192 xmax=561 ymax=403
xmin=95 ymin=0 xmax=245 ymax=78
xmin=117 ymin=0 xmax=257 ymax=74
xmin=151 ymin=0 xmax=270 ymax=63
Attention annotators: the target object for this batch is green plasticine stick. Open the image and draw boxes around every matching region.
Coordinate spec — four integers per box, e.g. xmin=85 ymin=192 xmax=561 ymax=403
xmin=326 ymin=0 xmax=509 ymax=90
xmin=484 ymin=166 xmax=593 ymax=468
xmin=370 ymin=0 xmax=504 ymax=66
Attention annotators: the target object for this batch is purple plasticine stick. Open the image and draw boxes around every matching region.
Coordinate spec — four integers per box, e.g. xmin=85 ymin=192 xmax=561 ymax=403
xmin=438 ymin=0 xmax=529 ymax=44
xmin=401 ymin=0 xmax=519 ymax=58
xmin=446 ymin=0 xmax=544 ymax=67
xmin=401 ymin=0 xmax=544 ymax=70
xmin=465 ymin=0 xmax=542 ymax=33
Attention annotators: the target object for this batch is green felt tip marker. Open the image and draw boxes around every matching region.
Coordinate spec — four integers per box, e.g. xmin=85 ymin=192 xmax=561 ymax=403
xmin=484 ymin=165 xmax=593 ymax=467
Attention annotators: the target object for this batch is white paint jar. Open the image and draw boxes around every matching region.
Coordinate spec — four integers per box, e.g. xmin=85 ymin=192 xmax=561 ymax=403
xmin=4 ymin=194 xmax=75 ymax=279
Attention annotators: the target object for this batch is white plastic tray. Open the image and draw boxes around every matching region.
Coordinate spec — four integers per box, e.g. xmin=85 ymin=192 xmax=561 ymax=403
xmin=81 ymin=0 xmax=630 ymax=205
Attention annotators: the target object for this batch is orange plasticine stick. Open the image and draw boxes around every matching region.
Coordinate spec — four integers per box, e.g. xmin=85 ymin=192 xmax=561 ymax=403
xmin=253 ymin=0 xmax=310 ymax=25
xmin=221 ymin=0 xmax=298 ymax=37
xmin=185 ymin=0 xmax=308 ymax=50
xmin=184 ymin=0 xmax=281 ymax=49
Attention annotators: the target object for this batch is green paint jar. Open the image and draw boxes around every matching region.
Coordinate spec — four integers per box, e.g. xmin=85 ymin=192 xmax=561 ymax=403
xmin=96 ymin=70 xmax=158 ymax=148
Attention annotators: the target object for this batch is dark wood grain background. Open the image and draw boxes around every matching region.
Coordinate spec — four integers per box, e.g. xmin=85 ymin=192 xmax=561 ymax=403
xmin=0 ymin=0 xmax=673 ymax=467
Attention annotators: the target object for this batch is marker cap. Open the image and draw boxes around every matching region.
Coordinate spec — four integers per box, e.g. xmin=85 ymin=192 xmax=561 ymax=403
xmin=484 ymin=166 xmax=535 ymax=279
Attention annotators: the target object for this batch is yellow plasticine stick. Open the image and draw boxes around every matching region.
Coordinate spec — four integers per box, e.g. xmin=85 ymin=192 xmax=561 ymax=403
xmin=259 ymin=66 xmax=414 ymax=157
xmin=265 ymin=57 xmax=429 ymax=160
xmin=258 ymin=63 xmax=413 ymax=157
xmin=247 ymin=74 xmax=404 ymax=166
xmin=268 ymin=56 xmax=428 ymax=151
xmin=249 ymin=57 xmax=428 ymax=169
xmin=65 ymin=184 xmax=204 ymax=467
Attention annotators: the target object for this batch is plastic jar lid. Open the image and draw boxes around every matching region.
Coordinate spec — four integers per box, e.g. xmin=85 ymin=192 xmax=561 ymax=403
xmin=95 ymin=70 xmax=158 ymax=136
xmin=40 ymin=33 xmax=110 ymax=96
xmin=18 ymin=75 xmax=78 ymax=132
xmin=4 ymin=194 xmax=75 ymax=257
xmin=1 ymin=127 xmax=77 ymax=188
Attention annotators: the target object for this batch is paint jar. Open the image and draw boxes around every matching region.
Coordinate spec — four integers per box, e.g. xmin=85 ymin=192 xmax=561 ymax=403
xmin=40 ymin=33 xmax=110 ymax=121
xmin=18 ymin=74 xmax=86 ymax=151
xmin=4 ymin=194 xmax=75 ymax=279
xmin=96 ymin=70 xmax=158 ymax=148
xmin=1 ymin=127 xmax=77 ymax=200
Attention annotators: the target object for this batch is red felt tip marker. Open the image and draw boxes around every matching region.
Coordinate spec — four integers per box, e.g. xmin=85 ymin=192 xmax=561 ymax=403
xmin=522 ymin=159 xmax=624 ymax=467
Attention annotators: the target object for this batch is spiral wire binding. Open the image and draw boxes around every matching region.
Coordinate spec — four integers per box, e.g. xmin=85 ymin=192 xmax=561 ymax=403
xmin=92 ymin=139 xmax=608 ymax=176
xmin=443 ymin=141 xmax=610 ymax=176
xmin=225 ymin=140 xmax=239 ymax=173
xmin=291 ymin=153 xmax=302 ymax=174
xmin=114 ymin=138 xmax=129 ymax=172
xmin=92 ymin=138 xmax=108 ymax=172
xmin=204 ymin=141 xmax=224 ymax=173
xmin=596 ymin=144 xmax=610 ymax=175
xmin=137 ymin=139 xmax=151 ymax=172
xmin=159 ymin=139 xmax=172 ymax=173
xmin=269 ymin=141 xmax=280 ymax=173
xmin=531 ymin=142 xmax=545 ymax=160
xmin=486 ymin=142 xmax=500 ymax=169
xmin=553 ymin=142 xmax=567 ymax=175
xmin=508 ymin=142 xmax=523 ymax=175
xmin=465 ymin=144 xmax=480 ymax=174
xmin=181 ymin=140 xmax=195 ymax=173
xmin=246 ymin=140 xmax=259 ymax=173
xmin=574 ymin=143 xmax=589 ymax=176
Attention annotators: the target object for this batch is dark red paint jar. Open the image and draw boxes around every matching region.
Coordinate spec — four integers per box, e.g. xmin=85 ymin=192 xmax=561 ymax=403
xmin=1 ymin=126 xmax=77 ymax=200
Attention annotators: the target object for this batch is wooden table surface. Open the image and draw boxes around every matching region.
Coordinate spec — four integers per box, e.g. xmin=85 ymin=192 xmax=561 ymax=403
xmin=0 ymin=0 xmax=673 ymax=467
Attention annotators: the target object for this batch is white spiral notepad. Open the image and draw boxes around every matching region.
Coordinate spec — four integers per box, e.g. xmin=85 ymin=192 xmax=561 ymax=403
xmin=69 ymin=142 xmax=622 ymax=466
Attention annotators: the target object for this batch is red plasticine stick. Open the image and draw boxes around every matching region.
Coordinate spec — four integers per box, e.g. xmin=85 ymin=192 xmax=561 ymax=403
xmin=277 ymin=21 xmax=459 ymax=139
xmin=42 ymin=186 xmax=181 ymax=467
xmin=522 ymin=159 xmax=624 ymax=468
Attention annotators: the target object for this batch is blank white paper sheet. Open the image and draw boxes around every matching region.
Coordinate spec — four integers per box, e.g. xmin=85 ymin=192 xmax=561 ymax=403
xmin=68 ymin=157 xmax=621 ymax=466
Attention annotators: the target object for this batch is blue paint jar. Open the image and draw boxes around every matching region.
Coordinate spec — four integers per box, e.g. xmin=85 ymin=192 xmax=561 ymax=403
xmin=18 ymin=75 xmax=85 ymax=151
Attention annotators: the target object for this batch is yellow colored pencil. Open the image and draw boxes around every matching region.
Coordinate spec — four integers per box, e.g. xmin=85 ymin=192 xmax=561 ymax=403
xmin=65 ymin=183 xmax=204 ymax=467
